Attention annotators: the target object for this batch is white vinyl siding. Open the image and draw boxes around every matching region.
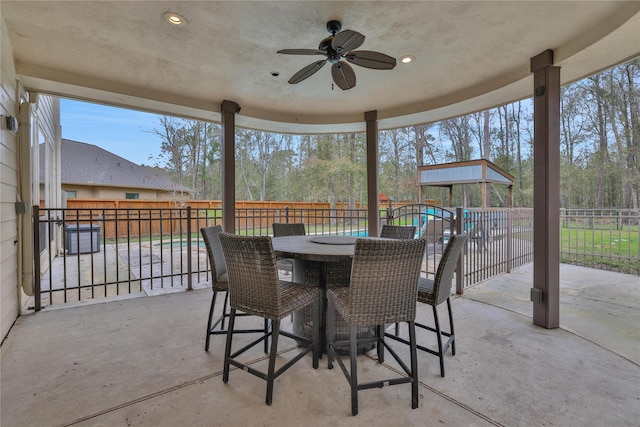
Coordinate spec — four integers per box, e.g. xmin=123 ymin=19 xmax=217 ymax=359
xmin=35 ymin=95 xmax=61 ymax=209
xmin=0 ymin=14 xmax=60 ymax=340
xmin=1 ymin=15 xmax=20 ymax=340
xmin=34 ymin=94 xmax=62 ymax=274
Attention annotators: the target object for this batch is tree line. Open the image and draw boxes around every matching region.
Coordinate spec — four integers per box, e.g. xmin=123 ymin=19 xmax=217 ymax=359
xmin=148 ymin=58 xmax=639 ymax=209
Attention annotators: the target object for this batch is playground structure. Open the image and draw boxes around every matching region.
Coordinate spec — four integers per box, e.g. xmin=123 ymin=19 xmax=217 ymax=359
xmin=417 ymin=159 xmax=514 ymax=209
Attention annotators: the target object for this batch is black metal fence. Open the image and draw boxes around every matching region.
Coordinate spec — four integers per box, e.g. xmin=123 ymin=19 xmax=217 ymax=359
xmin=33 ymin=206 xmax=219 ymax=310
xmin=560 ymin=208 xmax=639 ymax=274
xmin=384 ymin=205 xmax=535 ymax=291
xmin=235 ymin=206 xmax=368 ymax=236
xmin=32 ymin=205 xmax=638 ymax=310
xmin=32 ymin=205 xmax=368 ymax=310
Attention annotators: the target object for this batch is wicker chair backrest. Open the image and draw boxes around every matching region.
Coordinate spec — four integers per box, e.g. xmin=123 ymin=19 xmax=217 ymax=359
xmin=347 ymin=238 xmax=426 ymax=326
xmin=380 ymin=224 xmax=416 ymax=239
xmin=432 ymin=233 xmax=468 ymax=305
xmin=219 ymin=233 xmax=282 ymax=318
xmin=272 ymin=223 xmax=306 ymax=237
xmin=201 ymin=225 xmax=227 ymax=283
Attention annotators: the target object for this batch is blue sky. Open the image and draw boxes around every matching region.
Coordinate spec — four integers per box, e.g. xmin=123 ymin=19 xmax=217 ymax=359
xmin=60 ymin=98 xmax=165 ymax=166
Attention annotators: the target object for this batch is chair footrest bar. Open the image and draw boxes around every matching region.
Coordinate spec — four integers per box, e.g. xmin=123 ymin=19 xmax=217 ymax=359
xmin=357 ymin=376 xmax=414 ymax=391
xmin=415 ymin=321 xmax=453 ymax=338
xmin=228 ymin=339 xmax=315 ymax=383
xmin=209 ymin=316 xmax=225 ymax=331
xmin=230 ymin=333 xmax=271 ymax=359
xmin=278 ymin=329 xmax=313 ymax=346
xmin=385 ymin=332 xmax=440 ymax=356
xmin=327 ymin=344 xmax=354 ymax=387
xmin=328 ymin=342 xmax=414 ymax=390
xmin=210 ymin=327 xmax=265 ymax=335
xmin=273 ymin=344 xmax=313 ymax=378
xmin=382 ymin=341 xmax=412 ymax=376
xmin=210 ymin=309 xmax=267 ymax=333
xmin=227 ymin=359 xmax=269 ymax=381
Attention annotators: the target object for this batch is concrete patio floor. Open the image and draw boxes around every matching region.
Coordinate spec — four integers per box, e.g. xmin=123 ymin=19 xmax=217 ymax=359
xmin=2 ymin=264 xmax=638 ymax=426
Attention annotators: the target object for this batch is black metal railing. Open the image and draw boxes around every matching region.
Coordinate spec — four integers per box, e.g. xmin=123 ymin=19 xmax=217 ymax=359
xmin=560 ymin=208 xmax=639 ymax=274
xmin=459 ymin=208 xmax=534 ymax=290
xmin=236 ymin=206 xmax=368 ymax=236
xmin=32 ymin=205 xmax=638 ymax=310
xmin=33 ymin=206 xmax=221 ymax=309
xmin=32 ymin=205 xmax=369 ymax=309
xmin=384 ymin=205 xmax=535 ymax=291
xmin=384 ymin=203 xmax=455 ymax=277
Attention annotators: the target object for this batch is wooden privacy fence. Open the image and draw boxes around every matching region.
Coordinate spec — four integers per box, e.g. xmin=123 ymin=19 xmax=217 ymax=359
xmin=61 ymin=199 xmax=428 ymax=240
xmin=55 ymin=207 xmax=216 ymax=241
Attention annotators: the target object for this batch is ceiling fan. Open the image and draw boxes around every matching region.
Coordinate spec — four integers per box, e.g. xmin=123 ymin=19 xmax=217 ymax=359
xmin=277 ymin=20 xmax=396 ymax=90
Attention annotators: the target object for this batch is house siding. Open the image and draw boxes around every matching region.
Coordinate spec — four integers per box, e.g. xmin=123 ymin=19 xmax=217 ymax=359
xmin=35 ymin=94 xmax=61 ymax=210
xmin=44 ymin=139 xmax=190 ymax=203
xmin=0 ymin=12 xmax=60 ymax=340
xmin=1 ymin=14 xmax=20 ymax=340
xmin=34 ymin=95 xmax=62 ymax=276
xmin=61 ymin=184 xmax=177 ymax=201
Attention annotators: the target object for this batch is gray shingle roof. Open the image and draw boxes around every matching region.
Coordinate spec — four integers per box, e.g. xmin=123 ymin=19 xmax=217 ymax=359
xmin=41 ymin=139 xmax=190 ymax=193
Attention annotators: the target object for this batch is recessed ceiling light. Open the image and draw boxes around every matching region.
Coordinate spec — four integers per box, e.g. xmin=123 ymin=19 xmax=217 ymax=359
xmin=163 ymin=11 xmax=186 ymax=26
xmin=400 ymin=55 xmax=415 ymax=64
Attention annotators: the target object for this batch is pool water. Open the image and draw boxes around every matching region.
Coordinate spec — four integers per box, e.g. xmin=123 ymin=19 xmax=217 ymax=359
xmin=341 ymin=230 xmax=368 ymax=237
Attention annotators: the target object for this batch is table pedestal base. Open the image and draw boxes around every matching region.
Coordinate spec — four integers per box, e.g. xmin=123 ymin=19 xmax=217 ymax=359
xmin=293 ymin=306 xmax=376 ymax=355
xmin=292 ymin=259 xmax=376 ymax=354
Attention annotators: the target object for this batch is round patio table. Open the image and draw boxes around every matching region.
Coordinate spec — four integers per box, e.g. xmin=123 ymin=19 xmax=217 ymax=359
xmin=272 ymin=235 xmax=377 ymax=354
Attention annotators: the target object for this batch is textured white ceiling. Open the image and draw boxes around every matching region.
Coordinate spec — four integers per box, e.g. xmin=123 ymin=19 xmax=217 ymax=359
xmin=3 ymin=1 xmax=639 ymax=133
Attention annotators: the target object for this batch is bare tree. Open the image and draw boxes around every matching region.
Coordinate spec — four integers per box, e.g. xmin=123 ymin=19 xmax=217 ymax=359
xmin=440 ymin=116 xmax=474 ymax=205
xmin=607 ymin=61 xmax=640 ymax=209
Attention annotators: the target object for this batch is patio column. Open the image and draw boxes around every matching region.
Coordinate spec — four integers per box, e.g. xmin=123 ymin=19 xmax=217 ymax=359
xmin=221 ymin=100 xmax=240 ymax=233
xmin=531 ymin=50 xmax=560 ymax=329
xmin=365 ymin=110 xmax=379 ymax=237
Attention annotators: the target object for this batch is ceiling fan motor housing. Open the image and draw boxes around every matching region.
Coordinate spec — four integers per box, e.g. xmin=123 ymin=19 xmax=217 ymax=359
xmin=319 ymin=36 xmax=333 ymax=52
xmin=327 ymin=20 xmax=342 ymax=34
xmin=277 ymin=19 xmax=396 ymax=90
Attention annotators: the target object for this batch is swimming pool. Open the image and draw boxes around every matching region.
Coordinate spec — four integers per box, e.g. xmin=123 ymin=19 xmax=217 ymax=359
xmin=340 ymin=230 xmax=368 ymax=237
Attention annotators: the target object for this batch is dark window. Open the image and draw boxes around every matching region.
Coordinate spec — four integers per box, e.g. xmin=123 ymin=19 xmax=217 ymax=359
xmin=125 ymin=193 xmax=139 ymax=200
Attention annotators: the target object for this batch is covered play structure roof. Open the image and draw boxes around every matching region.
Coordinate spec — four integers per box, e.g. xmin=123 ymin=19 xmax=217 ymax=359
xmin=417 ymin=159 xmax=514 ymax=208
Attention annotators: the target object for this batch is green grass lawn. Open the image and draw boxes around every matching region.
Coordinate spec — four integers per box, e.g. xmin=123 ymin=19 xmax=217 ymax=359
xmin=561 ymin=225 xmax=639 ymax=274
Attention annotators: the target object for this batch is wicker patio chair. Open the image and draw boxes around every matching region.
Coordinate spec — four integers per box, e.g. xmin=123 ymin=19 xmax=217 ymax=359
xmin=381 ymin=223 xmax=419 ymax=336
xmin=380 ymin=224 xmax=417 ymax=239
xmin=272 ymin=222 xmax=306 ymax=275
xmin=272 ymin=222 xmax=306 ymax=237
xmin=200 ymin=226 xmax=267 ymax=352
xmin=386 ymin=232 xmax=468 ymax=377
xmin=327 ymin=237 xmax=426 ymax=416
xmin=219 ymin=233 xmax=320 ymax=406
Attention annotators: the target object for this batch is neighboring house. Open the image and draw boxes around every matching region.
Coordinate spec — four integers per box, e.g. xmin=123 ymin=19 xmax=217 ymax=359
xmin=40 ymin=139 xmax=191 ymax=202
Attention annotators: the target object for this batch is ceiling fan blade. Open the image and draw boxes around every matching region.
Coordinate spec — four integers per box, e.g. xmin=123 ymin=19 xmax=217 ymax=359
xmin=345 ymin=50 xmax=397 ymax=70
xmin=331 ymin=62 xmax=356 ymax=90
xmin=277 ymin=49 xmax=326 ymax=56
xmin=288 ymin=60 xmax=327 ymax=84
xmin=331 ymin=30 xmax=365 ymax=53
